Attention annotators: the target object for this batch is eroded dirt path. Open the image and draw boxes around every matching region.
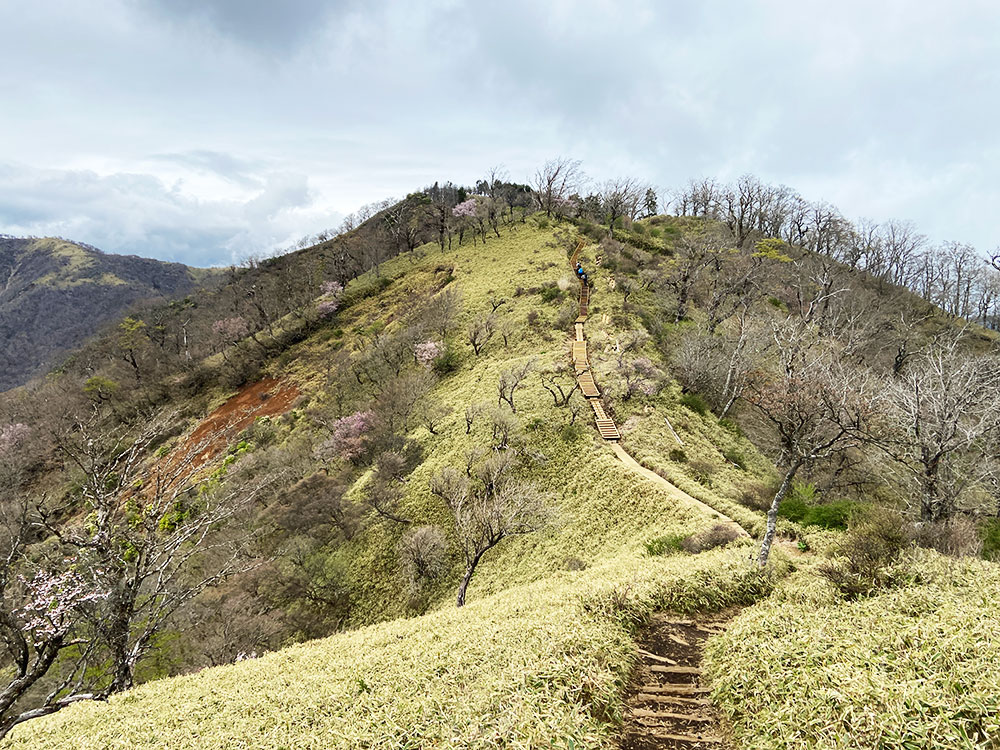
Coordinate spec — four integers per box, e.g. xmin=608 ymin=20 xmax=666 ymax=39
xmin=619 ymin=614 xmax=735 ymax=750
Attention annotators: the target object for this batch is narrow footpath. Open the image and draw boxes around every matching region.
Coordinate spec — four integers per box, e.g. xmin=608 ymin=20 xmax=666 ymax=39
xmin=619 ymin=614 xmax=735 ymax=749
xmin=567 ymin=241 xmax=748 ymax=538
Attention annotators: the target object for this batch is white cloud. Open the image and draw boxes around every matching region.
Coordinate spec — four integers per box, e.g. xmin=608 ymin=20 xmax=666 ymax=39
xmin=2 ymin=0 xmax=1000 ymax=262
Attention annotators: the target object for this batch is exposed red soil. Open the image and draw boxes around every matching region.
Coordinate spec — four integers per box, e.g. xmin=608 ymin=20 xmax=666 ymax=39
xmin=166 ymin=378 xmax=300 ymax=479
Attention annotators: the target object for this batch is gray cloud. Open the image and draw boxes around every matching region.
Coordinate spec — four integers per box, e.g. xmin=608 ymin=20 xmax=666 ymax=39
xmin=144 ymin=0 xmax=347 ymax=52
xmin=0 ymin=163 xmax=336 ymax=266
xmin=2 ymin=0 xmax=1000 ymax=263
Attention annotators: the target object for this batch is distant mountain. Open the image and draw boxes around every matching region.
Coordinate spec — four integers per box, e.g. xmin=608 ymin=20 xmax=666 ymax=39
xmin=0 ymin=236 xmax=215 ymax=390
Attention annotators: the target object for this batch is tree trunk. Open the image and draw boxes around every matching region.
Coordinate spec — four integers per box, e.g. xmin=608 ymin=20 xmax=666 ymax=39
xmin=456 ymin=549 xmax=487 ymax=607
xmin=456 ymin=566 xmax=473 ymax=607
xmin=758 ymin=459 xmax=803 ymax=568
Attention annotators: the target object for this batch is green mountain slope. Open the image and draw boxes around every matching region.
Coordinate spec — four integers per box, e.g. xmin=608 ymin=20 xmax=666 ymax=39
xmin=0 ymin=236 xmax=215 ymax=390
xmin=6 ymin=212 xmax=1000 ymax=750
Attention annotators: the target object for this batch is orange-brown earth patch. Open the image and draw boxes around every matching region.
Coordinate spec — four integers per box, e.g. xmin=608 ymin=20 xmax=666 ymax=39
xmin=167 ymin=378 xmax=300 ymax=479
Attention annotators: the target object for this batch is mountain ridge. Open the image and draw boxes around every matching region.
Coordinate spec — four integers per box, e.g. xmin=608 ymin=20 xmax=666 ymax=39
xmin=0 ymin=236 xmax=217 ymax=390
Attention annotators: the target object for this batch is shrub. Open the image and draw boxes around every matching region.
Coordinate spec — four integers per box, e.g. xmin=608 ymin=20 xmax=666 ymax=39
xmin=817 ymin=506 xmax=909 ymax=599
xmin=687 ymin=459 xmax=716 ymax=486
xmin=723 ymin=448 xmax=747 ymax=470
xmin=559 ymin=422 xmax=583 ymax=442
xmin=679 ymin=392 xmax=708 ymax=416
xmin=800 ymin=501 xmax=859 ymax=531
xmin=981 ymin=518 xmax=1000 ymax=560
xmin=539 ymin=285 xmax=563 ymax=303
xmin=739 ymin=480 xmax=775 ymax=512
xmin=778 ymin=484 xmax=858 ymax=531
xmin=682 ymin=524 xmax=744 ymax=553
xmin=644 ymin=534 xmax=686 ymax=556
xmin=912 ymin=516 xmax=983 ymax=558
xmin=718 ymin=418 xmax=743 ymax=436
xmin=431 ymin=345 xmax=461 ymax=375
xmin=668 ymin=448 xmax=687 ymax=463
xmin=564 ymin=557 xmax=586 ymax=571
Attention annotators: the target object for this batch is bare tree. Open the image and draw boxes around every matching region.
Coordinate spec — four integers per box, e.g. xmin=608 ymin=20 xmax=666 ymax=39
xmin=746 ymin=335 xmax=877 ymax=566
xmin=430 ymin=450 xmax=549 ymax=606
xmin=539 ymin=359 xmax=580 ymax=407
xmin=467 ymin=312 xmax=496 ymax=356
xmin=364 ymin=452 xmax=413 ymax=525
xmin=660 ymin=228 xmax=728 ymax=322
xmin=45 ymin=412 xmax=281 ymax=694
xmin=497 ymin=359 xmax=535 ymax=412
xmin=600 ymin=177 xmax=645 ymax=237
xmin=878 ymin=339 xmax=1000 ymax=522
xmin=533 ymin=158 xmax=583 ymax=218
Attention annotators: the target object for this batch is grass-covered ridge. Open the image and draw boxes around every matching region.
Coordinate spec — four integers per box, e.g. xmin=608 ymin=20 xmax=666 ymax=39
xmin=705 ymin=550 xmax=1000 ymax=750
xmin=5 ymin=219 xmax=775 ymax=748
xmin=10 ymin=204 xmax=1000 ymax=750
xmin=8 ymin=549 xmax=770 ymax=749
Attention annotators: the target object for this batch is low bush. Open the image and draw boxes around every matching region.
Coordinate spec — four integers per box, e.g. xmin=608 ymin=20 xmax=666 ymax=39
xmin=739 ymin=480 xmax=775 ymax=512
xmin=817 ymin=506 xmax=909 ymax=599
xmin=431 ymin=345 xmax=461 ymax=375
xmin=687 ymin=459 xmax=716 ymax=486
xmin=778 ymin=484 xmax=859 ymax=531
xmin=559 ymin=422 xmax=584 ymax=442
xmin=539 ymin=285 xmax=563 ymax=303
xmin=644 ymin=534 xmax=686 ymax=556
xmin=682 ymin=524 xmax=743 ymax=553
xmin=981 ymin=517 xmax=1000 ymax=560
xmin=912 ymin=516 xmax=983 ymax=558
xmin=679 ymin=392 xmax=709 ymax=416
xmin=723 ymin=448 xmax=747 ymax=470
xmin=667 ymin=448 xmax=687 ymax=463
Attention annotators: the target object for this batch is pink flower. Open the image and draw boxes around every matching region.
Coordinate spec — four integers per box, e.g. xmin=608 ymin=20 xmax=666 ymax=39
xmin=414 ymin=340 xmax=443 ymax=368
xmin=316 ymin=410 xmax=375 ymax=462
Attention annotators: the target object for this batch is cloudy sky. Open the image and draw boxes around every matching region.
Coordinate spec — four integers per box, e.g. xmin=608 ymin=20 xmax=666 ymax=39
xmin=1 ymin=0 xmax=997 ymax=266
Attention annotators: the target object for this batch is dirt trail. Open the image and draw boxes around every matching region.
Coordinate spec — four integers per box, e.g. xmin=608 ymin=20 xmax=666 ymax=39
xmin=619 ymin=614 xmax=736 ymax=750
xmin=568 ymin=241 xmax=747 ymax=537
xmin=611 ymin=444 xmax=749 ymax=538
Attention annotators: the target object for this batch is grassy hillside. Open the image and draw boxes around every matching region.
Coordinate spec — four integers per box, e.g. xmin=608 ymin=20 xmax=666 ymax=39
xmin=0 ymin=236 xmax=215 ymax=390
xmin=7 ymin=548 xmax=770 ymax=750
xmin=7 ymin=212 xmax=1000 ymax=749
xmin=5 ymin=219 xmax=778 ymax=747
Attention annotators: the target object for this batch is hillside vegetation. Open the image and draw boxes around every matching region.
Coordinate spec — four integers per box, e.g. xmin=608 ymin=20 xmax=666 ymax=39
xmin=0 ymin=236 xmax=214 ymax=390
xmin=4 ymin=170 xmax=1000 ymax=748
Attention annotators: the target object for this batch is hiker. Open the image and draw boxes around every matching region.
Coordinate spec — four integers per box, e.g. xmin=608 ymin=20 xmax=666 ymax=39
xmin=575 ymin=264 xmax=584 ymax=277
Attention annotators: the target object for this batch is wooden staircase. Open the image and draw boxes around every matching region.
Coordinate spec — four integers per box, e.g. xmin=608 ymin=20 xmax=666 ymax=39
xmin=569 ymin=240 xmax=620 ymax=443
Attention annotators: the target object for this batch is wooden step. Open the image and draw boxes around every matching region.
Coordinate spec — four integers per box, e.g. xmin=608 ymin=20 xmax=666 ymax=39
xmin=578 ymin=373 xmax=599 ymax=398
xmin=636 ymin=693 xmax=709 ymax=706
xmin=631 ymin=708 xmax=712 ymax=722
xmin=596 ymin=420 xmax=620 ymax=440
xmin=639 ymin=685 xmax=711 ymax=696
xmin=590 ymin=400 xmax=607 ymax=420
xmin=638 ymin=649 xmax=678 ymax=665
xmin=650 ymin=665 xmax=701 ymax=675
xmin=640 ymin=731 xmax=721 ymax=745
